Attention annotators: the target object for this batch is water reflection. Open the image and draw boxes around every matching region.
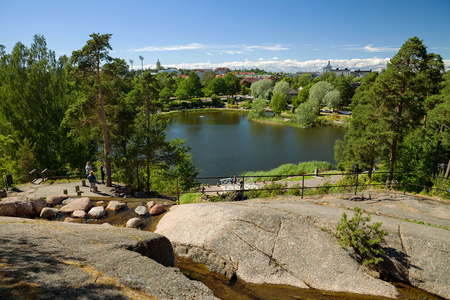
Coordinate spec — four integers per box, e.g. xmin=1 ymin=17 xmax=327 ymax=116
xmin=166 ymin=111 xmax=346 ymax=177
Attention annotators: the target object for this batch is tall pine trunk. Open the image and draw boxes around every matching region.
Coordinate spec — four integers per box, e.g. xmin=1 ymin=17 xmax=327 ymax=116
xmin=96 ymin=55 xmax=112 ymax=187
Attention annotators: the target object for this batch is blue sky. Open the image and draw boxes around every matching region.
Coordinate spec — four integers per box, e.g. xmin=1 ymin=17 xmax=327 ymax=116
xmin=1 ymin=0 xmax=449 ymax=72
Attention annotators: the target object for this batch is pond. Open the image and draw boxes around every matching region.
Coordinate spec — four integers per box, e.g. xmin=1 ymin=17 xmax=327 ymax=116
xmin=166 ymin=111 xmax=347 ymax=177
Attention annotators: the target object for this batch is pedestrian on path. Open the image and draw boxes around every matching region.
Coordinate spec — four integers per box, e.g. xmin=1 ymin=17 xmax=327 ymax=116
xmin=87 ymin=171 xmax=97 ymax=192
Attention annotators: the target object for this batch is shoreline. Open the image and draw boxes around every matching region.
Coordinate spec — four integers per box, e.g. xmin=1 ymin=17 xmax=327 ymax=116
xmin=161 ymin=107 xmax=350 ymax=129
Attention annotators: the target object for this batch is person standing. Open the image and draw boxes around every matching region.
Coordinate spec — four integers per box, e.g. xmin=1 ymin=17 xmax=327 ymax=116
xmin=87 ymin=171 xmax=97 ymax=192
xmin=85 ymin=162 xmax=92 ymax=178
xmin=100 ymin=163 xmax=106 ymax=184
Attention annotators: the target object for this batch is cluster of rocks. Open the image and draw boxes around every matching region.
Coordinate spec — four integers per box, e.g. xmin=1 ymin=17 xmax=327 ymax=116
xmin=0 ymin=194 xmax=167 ymax=229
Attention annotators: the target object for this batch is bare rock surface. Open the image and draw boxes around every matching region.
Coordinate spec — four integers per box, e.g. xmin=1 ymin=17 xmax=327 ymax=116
xmin=156 ymin=196 xmax=450 ymax=299
xmin=0 ymin=216 xmax=217 ymax=299
xmin=60 ymin=197 xmax=94 ymax=213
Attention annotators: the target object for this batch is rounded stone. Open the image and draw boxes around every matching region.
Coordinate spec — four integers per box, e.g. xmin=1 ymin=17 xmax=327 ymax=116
xmin=40 ymin=207 xmax=59 ymax=218
xmin=88 ymin=206 xmax=106 ymax=219
xmin=149 ymin=203 xmax=166 ymax=216
xmin=135 ymin=205 xmax=148 ymax=216
xmin=126 ymin=218 xmax=143 ymax=229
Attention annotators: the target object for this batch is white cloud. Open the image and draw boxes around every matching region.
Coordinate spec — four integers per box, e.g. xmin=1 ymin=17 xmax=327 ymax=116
xmin=272 ymin=57 xmax=279 ymax=60
xmin=130 ymin=43 xmax=206 ymax=52
xmin=338 ymin=44 xmax=399 ymax=53
xmin=163 ymin=57 xmax=392 ymax=73
xmin=207 ymin=52 xmax=213 ymax=56
xmin=363 ymin=44 xmax=399 ymax=53
xmin=128 ymin=43 xmax=289 ymax=54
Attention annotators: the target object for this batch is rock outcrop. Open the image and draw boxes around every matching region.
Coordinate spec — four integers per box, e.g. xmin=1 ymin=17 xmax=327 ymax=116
xmin=0 ymin=216 xmax=217 ymax=299
xmin=156 ymin=200 xmax=450 ymax=299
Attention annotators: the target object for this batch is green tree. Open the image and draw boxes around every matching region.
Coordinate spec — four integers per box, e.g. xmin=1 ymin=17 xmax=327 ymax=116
xmin=159 ymin=86 xmax=174 ymax=102
xmin=293 ymin=83 xmax=312 ymax=109
xmin=297 ymin=73 xmax=312 ymax=87
xmin=0 ymin=34 xmax=69 ymax=170
xmin=71 ymin=33 xmax=114 ymax=186
xmin=269 ymin=93 xmax=287 ymax=116
xmin=200 ymin=71 xmax=216 ymax=87
xmin=295 ymin=100 xmax=318 ymax=127
xmin=337 ymin=207 xmax=388 ymax=267
xmin=224 ymin=72 xmax=241 ymax=98
xmin=333 ymin=74 xmax=354 ymax=107
xmin=248 ymin=98 xmax=267 ymax=119
xmin=368 ymin=37 xmax=444 ymax=182
xmin=175 ymin=78 xmax=189 ymax=100
xmin=186 ymin=71 xmax=202 ymax=98
xmin=309 ymin=81 xmax=333 ymax=107
xmin=323 ymin=89 xmax=341 ymax=110
xmin=207 ymin=77 xmax=227 ymax=96
xmin=250 ymin=79 xmax=272 ymax=99
xmin=273 ymin=81 xmax=290 ymax=97
xmin=334 ymin=104 xmax=384 ymax=176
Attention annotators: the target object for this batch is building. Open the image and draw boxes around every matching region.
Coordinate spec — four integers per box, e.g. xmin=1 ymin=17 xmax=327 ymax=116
xmin=214 ymin=67 xmax=229 ymax=75
xmin=323 ymin=61 xmax=351 ymax=76
xmin=196 ymin=69 xmax=213 ymax=78
xmin=322 ymin=61 xmax=372 ymax=77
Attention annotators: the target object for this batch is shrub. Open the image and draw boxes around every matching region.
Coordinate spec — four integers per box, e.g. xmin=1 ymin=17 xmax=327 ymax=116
xmin=336 ymin=206 xmax=388 ymax=268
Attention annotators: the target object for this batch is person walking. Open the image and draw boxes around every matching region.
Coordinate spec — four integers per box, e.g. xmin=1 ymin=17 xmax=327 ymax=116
xmin=87 ymin=171 xmax=97 ymax=192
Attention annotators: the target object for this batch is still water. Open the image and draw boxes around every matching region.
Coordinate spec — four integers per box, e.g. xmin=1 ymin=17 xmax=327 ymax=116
xmin=166 ymin=111 xmax=346 ymax=177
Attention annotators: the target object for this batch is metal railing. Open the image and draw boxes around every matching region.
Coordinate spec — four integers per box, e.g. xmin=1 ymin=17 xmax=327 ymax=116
xmin=176 ymin=171 xmax=450 ymax=204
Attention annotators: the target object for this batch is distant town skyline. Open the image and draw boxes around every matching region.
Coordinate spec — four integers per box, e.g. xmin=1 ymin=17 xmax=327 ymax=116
xmin=1 ymin=0 xmax=449 ymax=72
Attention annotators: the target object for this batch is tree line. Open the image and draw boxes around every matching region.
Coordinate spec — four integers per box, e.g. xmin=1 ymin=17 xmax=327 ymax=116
xmin=244 ymin=37 xmax=449 ymax=187
xmin=0 ymin=33 xmax=202 ymax=193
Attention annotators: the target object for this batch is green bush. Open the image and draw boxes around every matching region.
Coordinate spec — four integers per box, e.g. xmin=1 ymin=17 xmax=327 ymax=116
xmin=336 ymin=206 xmax=388 ymax=267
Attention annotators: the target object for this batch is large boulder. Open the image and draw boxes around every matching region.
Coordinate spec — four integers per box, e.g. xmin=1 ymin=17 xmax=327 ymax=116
xmin=72 ymin=210 xmax=87 ymax=218
xmin=46 ymin=194 xmax=69 ymax=206
xmin=106 ymin=200 xmax=126 ymax=211
xmin=88 ymin=206 xmax=106 ymax=219
xmin=60 ymin=197 xmax=94 ymax=213
xmin=149 ymin=203 xmax=166 ymax=215
xmin=40 ymin=207 xmax=59 ymax=219
xmin=126 ymin=217 xmax=143 ymax=229
xmin=0 ymin=196 xmax=46 ymax=217
xmin=0 ymin=217 xmax=217 ymax=299
xmin=135 ymin=205 xmax=148 ymax=216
